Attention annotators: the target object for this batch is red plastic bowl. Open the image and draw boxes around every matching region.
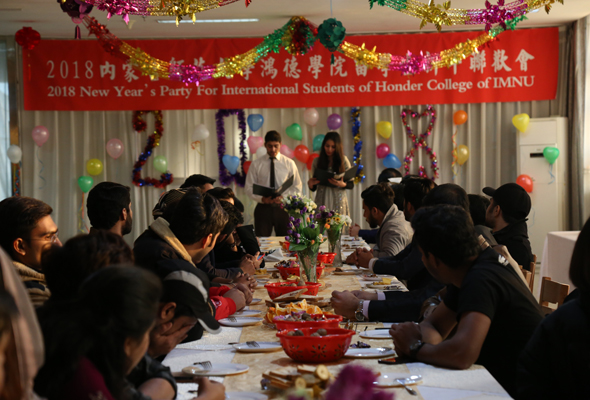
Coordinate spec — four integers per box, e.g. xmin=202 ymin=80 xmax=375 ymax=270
xmin=273 ymin=314 xmax=343 ymax=331
xmin=321 ymin=252 xmax=336 ymax=264
xmin=276 ymin=327 xmax=355 ymax=363
xmin=264 ymin=282 xmax=321 ymax=299
xmin=277 ymin=265 xmax=325 ymax=280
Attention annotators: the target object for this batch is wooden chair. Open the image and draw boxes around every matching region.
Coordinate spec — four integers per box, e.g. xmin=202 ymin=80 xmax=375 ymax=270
xmin=528 ymin=254 xmax=537 ymax=292
xmin=519 ymin=266 xmax=533 ymax=292
xmin=539 ymin=276 xmax=569 ymax=315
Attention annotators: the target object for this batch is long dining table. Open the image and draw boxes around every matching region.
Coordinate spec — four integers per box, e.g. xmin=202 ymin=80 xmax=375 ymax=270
xmin=163 ymin=236 xmax=511 ymax=400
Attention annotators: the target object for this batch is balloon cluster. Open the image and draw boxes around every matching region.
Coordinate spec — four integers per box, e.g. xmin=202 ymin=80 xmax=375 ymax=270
xmin=401 ymin=106 xmax=439 ymax=181
xmin=350 ymin=108 xmax=365 ymax=184
xmin=216 ymin=109 xmax=247 ymax=186
xmin=132 ymin=110 xmax=173 ymax=188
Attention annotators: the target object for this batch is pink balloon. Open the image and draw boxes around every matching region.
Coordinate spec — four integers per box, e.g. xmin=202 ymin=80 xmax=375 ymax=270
xmin=32 ymin=126 xmax=49 ymax=147
xmin=106 ymin=138 xmax=124 ymax=159
xmin=280 ymin=144 xmax=294 ymax=159
xmin=247 ymin=136 xmax=264 ymax=153
xmin=327 ymin=114 xmax=342 ymax=130
xmin=376 ymin=143 xmax=390 ymax=159
xmin=303 ymin=108 xmax=320 ymax=126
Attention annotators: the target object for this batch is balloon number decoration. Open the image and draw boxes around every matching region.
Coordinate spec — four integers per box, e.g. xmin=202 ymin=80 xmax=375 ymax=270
xmin=512 ymin=113 xmax=530 ymax=133
xmin=401 ymin=107 xmax=439 ymax=181
xmin=216 ymin=109 xmax=248 ymax=187
xmin=132 ymin=110 xmax=173 ymax=188
xmin=452 ymin=110 xmax=468 ymax=177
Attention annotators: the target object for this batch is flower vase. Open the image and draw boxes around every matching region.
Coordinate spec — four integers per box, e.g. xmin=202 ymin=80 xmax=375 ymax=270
xmin=296 ymin=244 xmax=319 ymax=283
xmin=328 ymin=225 xmax=343 ymax=268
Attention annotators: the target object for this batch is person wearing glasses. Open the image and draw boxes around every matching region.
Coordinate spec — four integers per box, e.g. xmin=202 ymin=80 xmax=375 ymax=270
xmin=0 ymin=196 xmax=61 ymax=307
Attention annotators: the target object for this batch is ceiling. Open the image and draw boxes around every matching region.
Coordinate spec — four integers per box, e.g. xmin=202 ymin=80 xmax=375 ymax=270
xmin=1 ymin=0 xmax=589 ymax=40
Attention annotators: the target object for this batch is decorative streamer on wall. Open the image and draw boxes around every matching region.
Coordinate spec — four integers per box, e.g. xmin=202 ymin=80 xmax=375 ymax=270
xmin=401 ymin=106 xmax=439 ymax=181
xmin=12 ymin=163 xmax=21 ymax=196
xmin=216 ymin=109 xmax=248 ymax=187
xmin=132 ymin=110 xmax=173 ymax=188
xmin=350 ymin=108 xmax=365 ymax=184
xmin=78 ymin=193 xmax=89 ymax=234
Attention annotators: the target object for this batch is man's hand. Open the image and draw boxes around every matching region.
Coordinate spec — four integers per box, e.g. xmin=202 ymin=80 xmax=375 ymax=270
xmin=345 ymin=251 xmax=358 ymax=266
xmin=242 ymin=252 xmax=262 ymax=268
xmin=328 ymin=177 xmax=346 ymax=188
xmin=149 ymin=321 xmax=195 ymax=358
xmin=193 ymin=377 xmax=226 ymax=400
xmin=331 ymin=290 xmax=361 ymax=320
xmin=349 ymin=223 xmax=361 ymax=237
xmin=390 ymin=322 xmax=423 ymax=357
xmin=239 ymin=259 xmax=256 ymax=275
xmin=223 ymin=287 xmax=246 ymax=311
xmin=261 ymin=196 xmax=273 ymax=204
xmin=355 ymin=248 xmax=374 ymax=269
xmin=233 ymin=273 xmax=257 ymax=290
xmin=272 ymin=196 xmax=283 ymax=204
xmin=234 ymin=282 xmax=253 ymax=304
xmin=351 ymin=290 xmax=378 ymax=301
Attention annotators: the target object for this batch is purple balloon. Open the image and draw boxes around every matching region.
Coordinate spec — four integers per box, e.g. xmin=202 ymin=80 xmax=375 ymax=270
xmin=327 ymin=113 xmax=342 ymax=130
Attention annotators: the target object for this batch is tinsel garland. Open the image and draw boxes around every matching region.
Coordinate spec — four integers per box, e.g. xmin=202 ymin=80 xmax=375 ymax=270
xmin=350 ymin=108 xmax=365 ymax=184
xmin=84 ymin=0 xmax=244 ymax=25
xmin=12 ymin=163 xmax=21 ymax=196
xmin=215 ymin=109 xmax=248 ymax=187
xmin=401 ymin=106 xmax=439 ymax=181
xmin=83 ymin=13 xmax=529 ymax=84
xmin=132 ymin=110 xmax=173 ymax=188
xmin=369 ymin=0 xmax=564 ymax=32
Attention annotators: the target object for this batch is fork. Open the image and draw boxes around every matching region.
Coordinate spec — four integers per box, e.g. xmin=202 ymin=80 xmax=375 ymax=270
xmin=228 ymin=316 xmax=237 ymax=322
xmin=246 ymin=341 xmax=260 ymax=348
xmin=193 ymin=360 xmax=212 ymax=370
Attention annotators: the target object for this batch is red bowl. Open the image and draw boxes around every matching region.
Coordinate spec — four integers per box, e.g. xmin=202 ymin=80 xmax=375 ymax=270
xmin=317 ymin=253 xmax=328 ymax=263
xmin=282 ymin=241 xmax=290 ymax=251
xmin=273 ymin=314 xmax=343 ymax=331
xmin=276 ymin=327 xmax=355 ymax=363
xmin=264 ymin=282 xmax=322 ymax=299
xmin=321 ymin=252 xmax=336 ymax=264
xmin=277 ymin=265 xmax=325 ymax=280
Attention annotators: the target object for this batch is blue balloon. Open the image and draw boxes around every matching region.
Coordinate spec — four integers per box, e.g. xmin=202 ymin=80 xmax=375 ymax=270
xmin=383 ymin=154 xmax=402 ymax=169
xmin=312 ymin=134 xmax=325 ymax=152
xmin=222 ymin=155 xmax=240 ymax=175
xmin=247 ymin=114 xmax=264 ymax=132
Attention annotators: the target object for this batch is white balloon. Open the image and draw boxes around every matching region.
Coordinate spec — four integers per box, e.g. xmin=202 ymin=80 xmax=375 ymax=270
xmin=192 ymin=124 xmax=210 ymax=141
xmin=303 ymin=108 xmax=320 ymax=126
xmin=255 ymin=146 xmax=267 ymax=158
xmin=7 ymin=145 xmax=22 ymax=164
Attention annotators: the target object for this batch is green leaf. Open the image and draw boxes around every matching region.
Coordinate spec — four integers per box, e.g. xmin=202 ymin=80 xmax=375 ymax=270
xmin=289 ymin=243 xmax=307 ymax=251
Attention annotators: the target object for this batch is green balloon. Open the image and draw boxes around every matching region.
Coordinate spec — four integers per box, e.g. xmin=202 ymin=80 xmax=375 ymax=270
xmin=153 ymin=155 xmax=168 ymax=173
xmin=285 ymin=123 xmax=302 ymax=141
xmin=313 ymin=134 xmax=325 ymax=152
xmin=77 ymin=176 xmax=94 ymax=193
xmin=543 ymin=146 xmax=560 ymax=164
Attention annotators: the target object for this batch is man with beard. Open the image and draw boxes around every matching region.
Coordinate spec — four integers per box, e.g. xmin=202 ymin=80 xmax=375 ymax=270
xmin=87 ymin=182 xmax=133 ymax=237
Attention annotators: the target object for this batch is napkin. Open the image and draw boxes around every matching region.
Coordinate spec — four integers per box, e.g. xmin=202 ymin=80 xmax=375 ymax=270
xmin=264 ymin=248 xmax=284 ymax=262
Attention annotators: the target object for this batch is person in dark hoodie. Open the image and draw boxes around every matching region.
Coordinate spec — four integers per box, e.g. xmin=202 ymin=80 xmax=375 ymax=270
xmin=483 ymin=183 xmax=534 ymax=270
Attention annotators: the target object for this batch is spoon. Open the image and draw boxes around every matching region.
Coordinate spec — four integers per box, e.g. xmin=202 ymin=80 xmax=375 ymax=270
xmin=397 ymin=378 xmax=418 ymax=396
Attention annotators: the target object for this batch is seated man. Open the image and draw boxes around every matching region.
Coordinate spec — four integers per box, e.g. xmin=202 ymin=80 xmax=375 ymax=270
xmin=87 ymin=181 xmax=133 ymax=237
xmin=346 ymin=183 xmax=412 ymax=265
xmin=483 ymin=183 xmax=534 ymax=269
xmin=180 ymin=174 xmax=216 ymax=192
xmin=390 ymin=205 xmax=543 ymax=398
xmin=0 ymin=196 xmax=61 ymax=307
xmin=134 ymin=188 xmax=247 ymax=320
xmin=467 ymin=194 xmax=497 ymax=246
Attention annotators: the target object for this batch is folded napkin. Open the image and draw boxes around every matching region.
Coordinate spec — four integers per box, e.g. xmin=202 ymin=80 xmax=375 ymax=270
xmin=264 ymin=249 xmax=284 ymax=262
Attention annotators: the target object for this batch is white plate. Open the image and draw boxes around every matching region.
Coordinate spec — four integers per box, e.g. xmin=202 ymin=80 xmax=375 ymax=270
xmin=359 ymin=329 xmax=393 ymax=340
xmin=226 ymin=392 xmax=267 ymax=400
xmin=219 ymin=317 xmax=263 ymax=327
xmin=250 ymin=298 xmax=263 ymax=305
xmin=345 ymin=347 xmax=397 ymax=358
xmin=231 ymin=309 xmax=263 ymax=318
xmin=361 ymin=276 xmax=383 ymax=281
xmin=264 ymin=267 xmax=279 ymax=272
xmin=182 ymin=363 xmax=249 ymax=377
xmin=333 ymin=269 xmax=363 ymax=275
xmin=374 ymin=374 xmax=423 ymax=388
xmin=366 ymin=284 xmax=404 ymax=290
xmin=233 ymin=341 xmax=283 ymax=353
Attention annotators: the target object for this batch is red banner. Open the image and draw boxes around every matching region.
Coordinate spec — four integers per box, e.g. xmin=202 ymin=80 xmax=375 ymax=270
xmin=23 ymin=27 xmax=558 ymax=111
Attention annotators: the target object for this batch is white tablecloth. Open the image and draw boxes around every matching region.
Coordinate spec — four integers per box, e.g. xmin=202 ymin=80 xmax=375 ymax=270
xmin=538 ymin=231 xmax=579 ymax=296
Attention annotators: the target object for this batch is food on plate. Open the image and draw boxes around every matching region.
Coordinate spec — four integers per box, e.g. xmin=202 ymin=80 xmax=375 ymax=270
xmin=349 ymin=341 xmax=371 ymax=348
xmin=264 ymin=299 xmax=323 ymax=323
xmin=254 ymin=268 xmax=268 ymax=275
xmin=287 ymin=330 xmax=305 ymax=337
xmin=276 ymin=260 xmax=298 ymax=268
xmin=363 ymin=273 xmax=378 ymax=278
xmin=262 ymin=365 xmax=334 ymax=396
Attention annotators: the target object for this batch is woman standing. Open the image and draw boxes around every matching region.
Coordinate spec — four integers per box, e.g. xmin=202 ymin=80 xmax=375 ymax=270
xmin=307 ymin=132 xmax=353 ymax=215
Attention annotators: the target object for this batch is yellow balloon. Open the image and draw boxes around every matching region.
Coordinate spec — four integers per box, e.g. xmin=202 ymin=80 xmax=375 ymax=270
xmin=86 ymin=158 xmax=104 ymax=176
xmin=376 ymin=121 xmax=392 ymax=139
xmin=457 ymin=145 xmax=469 ymax=166
xmin=512 ymin=113 xmax=530 ymax=133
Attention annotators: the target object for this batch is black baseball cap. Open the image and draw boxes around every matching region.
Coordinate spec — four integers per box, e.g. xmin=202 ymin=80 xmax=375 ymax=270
xmin=157 ymin=259 xmax=221 ymax=334
xmin=482 ymin=183 xmax=531 ymax=220
xmin=180 ymin=174 xmax=216 ymax=189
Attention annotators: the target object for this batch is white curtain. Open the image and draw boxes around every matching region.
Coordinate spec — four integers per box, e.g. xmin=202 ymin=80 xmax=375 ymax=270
xmin=17 ymin=28 xmax=568 ymax=246
xmin=0 ymin=40 xmax=12 ymax=199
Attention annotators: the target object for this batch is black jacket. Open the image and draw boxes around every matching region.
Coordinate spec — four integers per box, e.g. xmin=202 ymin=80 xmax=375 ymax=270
xmin=517 ymin=291 xmax=590 ymax=399
xmin=127 ymin=354 xmax=177 ymax=400
xmin=492 ymin=220 xmax=534 ymax=270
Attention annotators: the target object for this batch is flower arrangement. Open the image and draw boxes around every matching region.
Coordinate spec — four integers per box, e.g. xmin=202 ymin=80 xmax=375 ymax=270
xmin=324 ymin=212 xmax=352 ymax=267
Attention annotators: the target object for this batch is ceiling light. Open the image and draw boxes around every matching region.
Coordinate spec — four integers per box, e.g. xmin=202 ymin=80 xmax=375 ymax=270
xmin=157 ymin=18 xmax=258 ymax=24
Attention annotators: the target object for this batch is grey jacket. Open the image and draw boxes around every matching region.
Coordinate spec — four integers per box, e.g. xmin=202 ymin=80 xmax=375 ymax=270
xmin=373 ymin=204 xmax=413 ymax=258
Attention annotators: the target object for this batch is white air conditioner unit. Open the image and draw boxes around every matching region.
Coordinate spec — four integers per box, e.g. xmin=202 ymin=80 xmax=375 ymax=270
xmin=516 ymin=117 xmax=568 ymax=264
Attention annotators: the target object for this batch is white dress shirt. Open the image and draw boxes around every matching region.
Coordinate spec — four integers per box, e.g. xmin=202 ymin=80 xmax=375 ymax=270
xmin=245 ymin=152 xmax=303 ymax=203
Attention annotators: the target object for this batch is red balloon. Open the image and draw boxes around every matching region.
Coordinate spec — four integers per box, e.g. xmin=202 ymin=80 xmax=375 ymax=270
xmin=453 ymin=110 xmax=468 ymax=126
xmin=15 ymin=27 xmax=41 ymax=50
xmin=243 ymin=160 xmax=252 ymax=174
xmin=294 ymin=145 xmax=310 ymax=164
xmin=307 ymin=153 xmax=319 ymax=170
xmin=516 ymin=174 xmax=533 ymax=193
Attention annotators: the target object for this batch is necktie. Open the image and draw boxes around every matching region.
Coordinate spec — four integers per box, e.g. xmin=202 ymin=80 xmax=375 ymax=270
xmin=270 ymin=157 xmax=276 ymax=188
